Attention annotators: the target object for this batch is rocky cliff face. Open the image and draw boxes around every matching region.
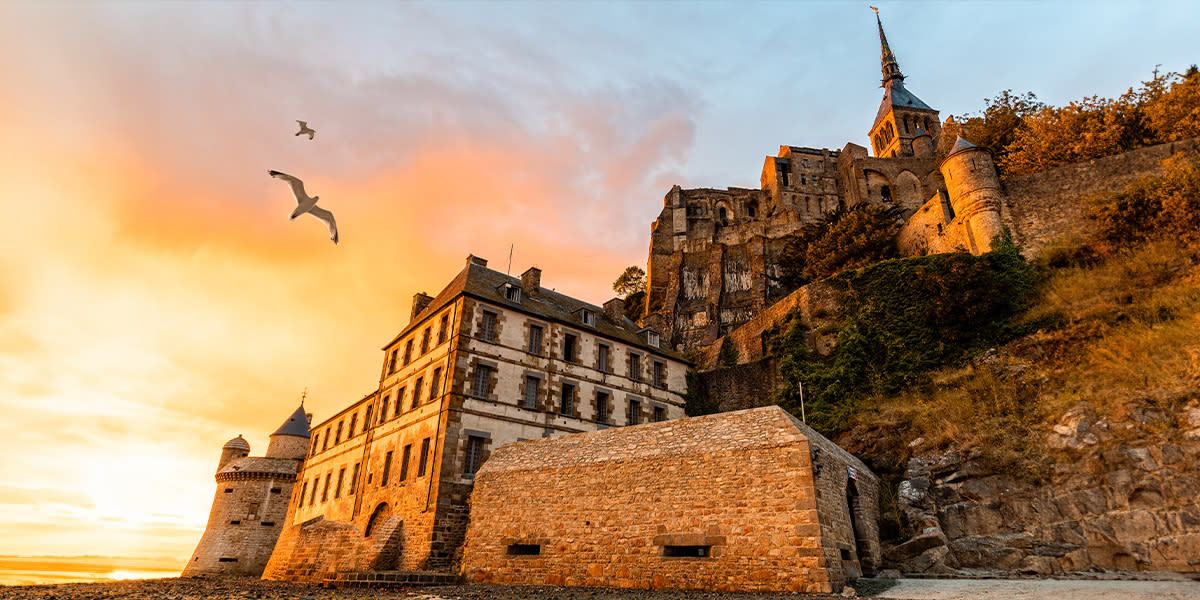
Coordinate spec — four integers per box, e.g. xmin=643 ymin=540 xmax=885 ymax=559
xmin=887 ymin=397 xmax=1200 ymax=575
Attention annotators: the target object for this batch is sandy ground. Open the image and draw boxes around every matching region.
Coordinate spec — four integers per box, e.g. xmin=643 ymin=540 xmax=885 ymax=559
xmin=871 ymin=577 xmax=1200 ymax=600
xmin=1 ymin=577 xmax=1198 ymax=600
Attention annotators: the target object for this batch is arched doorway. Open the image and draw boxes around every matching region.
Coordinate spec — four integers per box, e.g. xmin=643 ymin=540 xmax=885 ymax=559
xmin=364 ymin=502 xmax=391 ymax=537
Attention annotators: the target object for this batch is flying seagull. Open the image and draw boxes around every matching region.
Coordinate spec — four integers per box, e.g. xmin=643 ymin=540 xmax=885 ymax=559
xmin=295 ymin=120 xmax=315 ymax=140
xmin=268 ymin=170 xmax=339 ymax=244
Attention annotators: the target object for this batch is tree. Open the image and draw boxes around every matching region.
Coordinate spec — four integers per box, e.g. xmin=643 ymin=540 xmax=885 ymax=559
xmin=1144 ymin=65 xmax=1200 ymax=142
xmin=955 ymin=90 xmax=1045 ymax=177
xmin=612 ymin=266 xmax=646 ymax=297
xmin=777 ymin=203 xmax=904 ymax=289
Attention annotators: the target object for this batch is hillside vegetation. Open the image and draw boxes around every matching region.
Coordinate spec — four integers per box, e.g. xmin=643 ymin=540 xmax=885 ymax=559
xmin=764 ymin=151 xmax=1200 ymax=541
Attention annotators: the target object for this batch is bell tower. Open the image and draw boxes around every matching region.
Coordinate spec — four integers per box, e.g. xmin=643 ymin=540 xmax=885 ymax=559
xmin=868 ymin=8 xmax=940 ymax=158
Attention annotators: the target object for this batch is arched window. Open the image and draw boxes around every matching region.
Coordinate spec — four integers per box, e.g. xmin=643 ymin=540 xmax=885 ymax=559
xmin=880 ymin=186 xmax=893 ymax=203
xmin=718 ymin=207 xmax=727 ymax=221
xmin=747 ymin=204 xmax=756 ymax=218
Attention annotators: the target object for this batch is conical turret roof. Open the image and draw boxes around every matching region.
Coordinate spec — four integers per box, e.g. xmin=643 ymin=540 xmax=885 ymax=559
xmin=948 ymin=135 xmax=979 ymax=155
xmin=272 ymin=404 xmax=311 ymax=437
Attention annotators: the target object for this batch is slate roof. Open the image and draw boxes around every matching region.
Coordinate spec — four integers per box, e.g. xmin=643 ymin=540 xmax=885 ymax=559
xmin=272 ymin=404 xmax=311 ymax=438
xmin=223 ymin=435 xmax=250 ymax=451
xmin=387 ymin=260 xmax=685 ymax=361
xmin=477 ymin=405 xmax=873 ymax=477
xmin=218 ymin=456 xmax=301 ymax=477
xmin=947 ymin=135 xmax=979 ymax=156
xmin=873 ymin=79 xmax=935 ymax=129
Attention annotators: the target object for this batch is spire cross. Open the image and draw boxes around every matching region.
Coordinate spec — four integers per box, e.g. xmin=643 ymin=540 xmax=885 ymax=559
xmin=300 ymin=387 xmax=308 ymax=406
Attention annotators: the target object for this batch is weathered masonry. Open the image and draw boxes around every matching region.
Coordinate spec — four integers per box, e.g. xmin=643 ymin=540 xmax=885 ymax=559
xmin=461 ymin=405 xmax=880 ymax=594
xmin=262 ymin=255 xmax=689 ymax=582
xmin=183 ymin=405 xmax=311 ymax=577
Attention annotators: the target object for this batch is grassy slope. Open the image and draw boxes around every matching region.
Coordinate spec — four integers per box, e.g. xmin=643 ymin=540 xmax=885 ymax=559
xmin=834 ymin=238 xmax=1200 ymax=540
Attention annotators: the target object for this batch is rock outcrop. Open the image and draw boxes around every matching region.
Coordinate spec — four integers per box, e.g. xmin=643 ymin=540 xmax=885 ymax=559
xmin=887 ymin=398 xmax=1200 ymax=575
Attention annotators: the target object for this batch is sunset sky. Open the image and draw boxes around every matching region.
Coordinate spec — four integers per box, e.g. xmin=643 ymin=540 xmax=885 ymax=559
xmin=0 ymin=1 xmax=1193 ymax=562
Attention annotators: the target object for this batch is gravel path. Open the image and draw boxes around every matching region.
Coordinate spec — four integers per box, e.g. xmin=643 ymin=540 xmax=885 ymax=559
xmin=1 ymin=577 xmax=1197 ymax=600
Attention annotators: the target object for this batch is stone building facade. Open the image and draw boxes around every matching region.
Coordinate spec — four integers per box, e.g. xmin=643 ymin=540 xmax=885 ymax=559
xmin=461 ymin=405 xmax=880 ymax=594
xmin=644 ymin=14 xmax=1010 ymax=352
xmin=262 ymin=255 xmax=689 ymax=582
xmin=183 ymin=405 xmax=311 ymax=577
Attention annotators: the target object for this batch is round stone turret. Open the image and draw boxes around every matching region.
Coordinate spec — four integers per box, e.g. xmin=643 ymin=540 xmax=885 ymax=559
xmin=266 ymin=404 xmax=311 ymax=459
xmin=219 ymin=435 xmax=250 ymax=471
xmin=938 ymin=136 xmax=1005 ymax=254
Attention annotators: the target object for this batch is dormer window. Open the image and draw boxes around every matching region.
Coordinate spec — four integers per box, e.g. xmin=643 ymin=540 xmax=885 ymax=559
xmin=647 ymin=331 xmax=660 ymax=348
xmin=581 ymin=309 xmax=596 ymax=327
xmin=504 ymin=285 xmax=521 ymax=303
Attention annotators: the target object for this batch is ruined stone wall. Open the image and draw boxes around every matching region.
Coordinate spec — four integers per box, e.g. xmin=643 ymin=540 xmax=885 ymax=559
xmin=897 ymin=192 xmax=966 ymax=255
xmin=461 ymin=408 xmax=878 ymax=594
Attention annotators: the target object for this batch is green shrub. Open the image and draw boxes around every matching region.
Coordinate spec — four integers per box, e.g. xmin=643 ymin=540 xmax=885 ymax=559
xmin=770 ymin=232 xmax=1035 ymax=435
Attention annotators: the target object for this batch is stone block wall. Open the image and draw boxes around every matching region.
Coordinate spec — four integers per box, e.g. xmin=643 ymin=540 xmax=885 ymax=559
xmin=461 ymin=407 xmax=880 ymax=594
xmin=1001 ymin=138 xmax=1197 ymax=258
xmin=183 ymin=473 xmax=296 ymax=577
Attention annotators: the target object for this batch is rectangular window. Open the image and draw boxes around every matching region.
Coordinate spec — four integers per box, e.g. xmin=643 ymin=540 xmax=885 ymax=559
xmin=505 ymin=285 xmax=521 ymax=302
xmin=629 ymin=353 xmax=641 ymax=381
xmin=480 ymin=311 xmax=497 ymax=342
xmin=364 ymin=404 xmax=373 ymax=428
xmin=299 ymin=482 xmax=307 ymax=503
xmin=348 ymin=413 xmax=357 ymax=437
xmin=523 ymin=375 xmax=539 ymax=410
xmin=379 ymin=395 xmax=390 ymax=423
xmin=438 ymin=314 xmax=449 ymax=344
xmin=781 ymin=162 xmax=791 ymax=187
xmin=309 ymin=477 xmax=318 ymax=505
xmin=348 ymin=462 xmax=360 ymax=495
xmin=628 ymin=399 xmax=641 ymax=425
xmin=507 ymin=544 xmax=541 ymax=556
xmin=403 ymin=340 xmax=413 ymax=365
xmin=412 ymin=377 xmax=423 ymax=409
xmin=321 ymin=473 xmax=331 ymax=502
xmin=381 ymin=450 xmax=393 ymax=486
xmin=430 ymin=367 xmax=442 ymax=399
xmin=417 ymin=438 xmax=431 ymax=477
xmin=472 ymin=365 xmax=491 ymax=398
xmin=420 ymin=327 xmax=431 ymax=354
xmin=560 ymin=383 xmax=574 ymax=416
xmin=563 ymin=334 xmax=577 ymax=362
xmin=598 ymin=344 xmax=610 ymax=373
xmin=581 ymin=309 xmax=595 ymax=326
xmin=653 ymin=361 xmax=666 ymax=389
xmin=464 ymin=435 xmax=485 ymax=476
xmin=399 ymin=444 xmax=412 ymax=481
xmin=663 ymin=545 xmax=711 ymax=558
xmin=654 ymin=405 xmax=667 ymax=422
xmin=528 ymin=324 xmax=543 ymax=354
xmin=395 ymin=388 xmax=405 ymax=416
xmin=311 ymin=433 xmax=320 ymax=456
xmin=596 ymin=391 xmax=610 ymax=423
xmin=335 ymin=467 xmax=345 ymax=498
xmin=322 ymin=428 xmax=330 ymax=451
xmin=388 ymin=348 xmax=398 ymax=374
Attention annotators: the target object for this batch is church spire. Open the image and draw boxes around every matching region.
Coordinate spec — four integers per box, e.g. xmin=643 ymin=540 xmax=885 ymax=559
xmin=872 ymin=7 xmax=904 ymax=85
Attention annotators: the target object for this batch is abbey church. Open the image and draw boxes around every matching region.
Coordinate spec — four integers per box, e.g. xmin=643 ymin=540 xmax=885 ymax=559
xmin=645 ymin=13 xmax=1008 ymax=352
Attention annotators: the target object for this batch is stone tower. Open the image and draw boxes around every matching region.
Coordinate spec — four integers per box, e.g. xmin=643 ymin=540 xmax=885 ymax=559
xmin=868 ymin=9 xmax=940 ymax=159
xmin=182 ymin=404 xmax=311 ymax=577
xmin=938 ymin=136 xmax=1005 ymax=253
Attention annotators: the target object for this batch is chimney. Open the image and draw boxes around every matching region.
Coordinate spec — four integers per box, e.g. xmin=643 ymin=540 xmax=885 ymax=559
xmin=466 ymin=254 xmax=488 ymax=268
xmin=411 ymin=292 xmax=433 ymax=320
xmin=603 ymin=297 xmax=625 ymax=323
xmin=521 ymin=266 xmax=541 ymax=295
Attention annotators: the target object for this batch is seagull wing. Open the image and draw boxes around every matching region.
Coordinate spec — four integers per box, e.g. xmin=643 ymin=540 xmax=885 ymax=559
xmin=308 ymin=206 xmax=339 ymax=244
xmin=297 ymin=120 xmax=307 ymax=127
xmin=268 ymin=170 xmax=308 ymax=203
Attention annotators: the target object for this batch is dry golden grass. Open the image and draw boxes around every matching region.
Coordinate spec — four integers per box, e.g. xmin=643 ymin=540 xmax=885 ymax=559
xmin=845 ymin=237 xmax=1200 ymax=479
